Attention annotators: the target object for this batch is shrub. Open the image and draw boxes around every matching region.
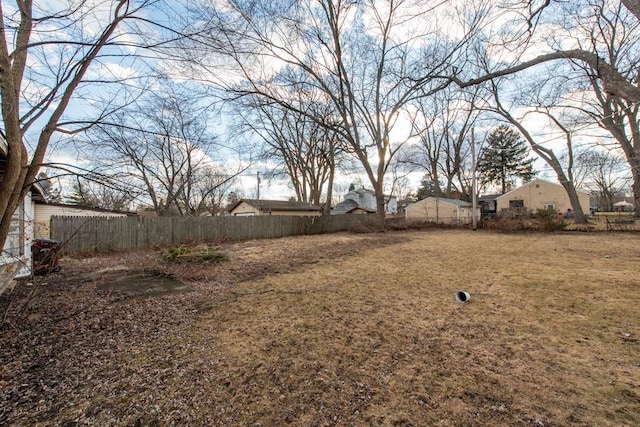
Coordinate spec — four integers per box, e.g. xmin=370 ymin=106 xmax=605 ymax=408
xmin=167 ymin=246 xmax=191 ymax=261
xmin=166 ymin=245 xmax=229 ymax=263
xmin=385 ymin=218 xmax=409 ymax=231
xmin=534 ymin=209 xmax=567 ymax=232
xmin=480 ymin=216 xmax=527 ymax=232
xmin=348 ymin=218 xmax=386 ymax=233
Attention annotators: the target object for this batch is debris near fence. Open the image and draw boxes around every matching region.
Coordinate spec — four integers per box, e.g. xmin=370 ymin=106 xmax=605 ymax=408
xmin=166 ymin=245 xmax=229 ymax=264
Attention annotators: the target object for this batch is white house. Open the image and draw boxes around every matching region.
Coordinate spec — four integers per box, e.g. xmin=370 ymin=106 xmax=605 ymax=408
xmin=405 ymin=197 xmax=480 ymax=225
xmin=1 ymin=133 xmax=37 ymax=285
xmin=334 ymin=188 xmax=397 ymax=215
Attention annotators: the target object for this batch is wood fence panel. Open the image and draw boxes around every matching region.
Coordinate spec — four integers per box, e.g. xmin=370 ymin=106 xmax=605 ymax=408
xmin=50 ymin=214 xmax=372 ymax=255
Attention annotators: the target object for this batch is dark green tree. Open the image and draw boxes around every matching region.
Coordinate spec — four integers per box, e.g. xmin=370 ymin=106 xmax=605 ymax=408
xmin=477 ymin=125 xmax=537 ymax=194
xmin=65 ymin=181 xmax=96 ymax=207
xmin=415 ymin=175 xmax=439 ymax=200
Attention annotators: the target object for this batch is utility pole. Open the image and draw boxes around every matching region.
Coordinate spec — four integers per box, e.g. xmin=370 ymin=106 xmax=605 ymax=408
xmin=256 ymin=171 xmax=261 ymax=200
xmin=471 ymin=127 xmax=478 ymax=231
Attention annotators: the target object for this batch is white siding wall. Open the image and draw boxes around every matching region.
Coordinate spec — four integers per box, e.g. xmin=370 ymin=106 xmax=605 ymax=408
xmin=405 ymin=198 xmax=478 ymax=224
xmin=34 ymin=204 xmax=127 ymax=239
xmin=361 ymin=192 xmax=376 ymax=210
xmin=1 ymin=192 xmax=34 ymax=278
xmin=385 ymin=196 xmax=398 ymax=214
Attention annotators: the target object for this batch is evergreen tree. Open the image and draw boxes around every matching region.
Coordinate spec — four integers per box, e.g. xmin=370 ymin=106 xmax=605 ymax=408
xmin=415 ymin=175 xmax=439 ymax=200
xmin=477 ymin=125 xmax=537 ymax=193
xmin=64 ymin=181 xmax=96 ymax=207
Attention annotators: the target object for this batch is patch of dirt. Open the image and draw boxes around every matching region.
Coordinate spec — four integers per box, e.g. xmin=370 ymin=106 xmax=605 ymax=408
xmin=97 ymin=271 xmax=192 ymax=303
xmin=1 ymin=230 xmax=639 ymax=426
xmin=0 ymin=232 xmax=408 ymax=426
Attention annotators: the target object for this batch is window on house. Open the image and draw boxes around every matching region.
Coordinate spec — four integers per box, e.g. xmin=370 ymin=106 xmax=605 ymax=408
xmin=509 ymin=200 xmax=524 ymax=209
xmin=545 ymin=204 xmax=556 ymax=211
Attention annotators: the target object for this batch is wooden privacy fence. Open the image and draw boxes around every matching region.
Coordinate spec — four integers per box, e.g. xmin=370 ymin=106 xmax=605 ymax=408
xmin=50 ymin=214 xmax=375 ymax=255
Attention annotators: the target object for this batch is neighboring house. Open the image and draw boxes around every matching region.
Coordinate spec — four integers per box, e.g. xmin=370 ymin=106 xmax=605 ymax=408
xmin=405 ymin=197 xmax=480 ymax=225
xmin=495 ymin=179 xmax=590 ymax=216
xmin=330 ymin=198 xmax=376 ymax=215
xmin=331 ymin=198 xmax=359 ymax=215
xmin=228 ymin=199 xmax=322 ymax=216
xmin=335 ymin=188 xmax=397 ymax=215
xmin=33 ymin=201 xmax=137 ymax=239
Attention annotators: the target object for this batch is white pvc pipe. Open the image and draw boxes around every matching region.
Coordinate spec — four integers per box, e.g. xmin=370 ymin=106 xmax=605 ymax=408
xmin=456 ymin=291 xmax=470 ymax=303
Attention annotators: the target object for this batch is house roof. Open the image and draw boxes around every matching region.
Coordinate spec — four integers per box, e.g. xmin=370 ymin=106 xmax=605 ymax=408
xmin=495 ymin=178 xmax=589 ymax=200
xmin=334 ymin=199 xmax=359 ymax=208
xmin=416 ymin=197 xmax=472 ymax=207
xmin=479 ymin=194 xmax=500 ymax=201
xmin=230 ymin=199 xmax=321 ymax=213
xmin=345 ymin=206 xmax=376 ymax=214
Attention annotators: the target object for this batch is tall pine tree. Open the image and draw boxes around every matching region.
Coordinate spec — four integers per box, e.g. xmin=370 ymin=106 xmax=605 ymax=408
xmin=478 ymin=125 xmax=536 ymax=194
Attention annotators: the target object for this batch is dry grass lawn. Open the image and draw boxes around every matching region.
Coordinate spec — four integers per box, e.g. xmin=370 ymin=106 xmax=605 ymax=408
xmin=1 ymin=230 xmax=639 ymax=426
xmin=193 ymin=231 xmax=640 ymax=426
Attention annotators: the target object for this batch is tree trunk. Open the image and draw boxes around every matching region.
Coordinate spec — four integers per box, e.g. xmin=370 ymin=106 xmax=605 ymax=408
xmin=560 ymin=180 xmax=588 ymax=224
xmin=323 ymin=160 xmax=335 ymax=216
xmin=376 ymin=193 xmax=386 ymax=225
xmin=630 ymin=155 xmax=640 ymax=217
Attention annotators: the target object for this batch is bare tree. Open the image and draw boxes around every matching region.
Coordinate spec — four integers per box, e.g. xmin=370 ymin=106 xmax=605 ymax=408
xmin=484 ymin=79 xmax=590 ymax=224
xmin=452 ymin=0 xmax=640 ymax=104
xmin=234 ymin=89 xmax=341 ymax=214
xmin=572 ymin=148 xmax=628 ymax=212
xmin=404 ymin=86 xmax=479 ymax=198
xmin=0 ymin=0 xmax=162 ymax=251
xmin=64 ymin=178 xmax=138 ymax=211
xmin=184 ymin=0 xmax=483 ymax=222
xmin=450 ymin=0 xmax=640 ymax=221
xmin=562 ymin=1 xmax=640 ymax=215
xmin=85 ymin=84 xmax=241 ymax=216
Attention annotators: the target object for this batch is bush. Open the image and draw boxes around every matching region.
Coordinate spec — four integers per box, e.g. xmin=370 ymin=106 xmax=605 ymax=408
xmin=166 ymin=245 xmax=229 ymax=263
xmin=482 ymin=216 xmax=527 ymax=232
xmin=534 ymin=209 xmax=567 ymax=232
xmin=482 ymin=211 xmax=567 ymax=232
xmin=385 ymin=218 xmax=409 ymax=231
xmin=348 ymin=218 xmax=386 ymax=233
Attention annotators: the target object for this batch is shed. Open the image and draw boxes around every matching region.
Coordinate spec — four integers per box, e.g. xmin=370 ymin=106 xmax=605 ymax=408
xmin=405 ymin=197 xmax=480 ymax=225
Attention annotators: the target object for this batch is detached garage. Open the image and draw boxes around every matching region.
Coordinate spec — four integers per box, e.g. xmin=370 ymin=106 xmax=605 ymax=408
xmin=34 ymin=201 xmax=136 ymax=239
xmin=405 ymin=197 xmax=480 ymax=225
